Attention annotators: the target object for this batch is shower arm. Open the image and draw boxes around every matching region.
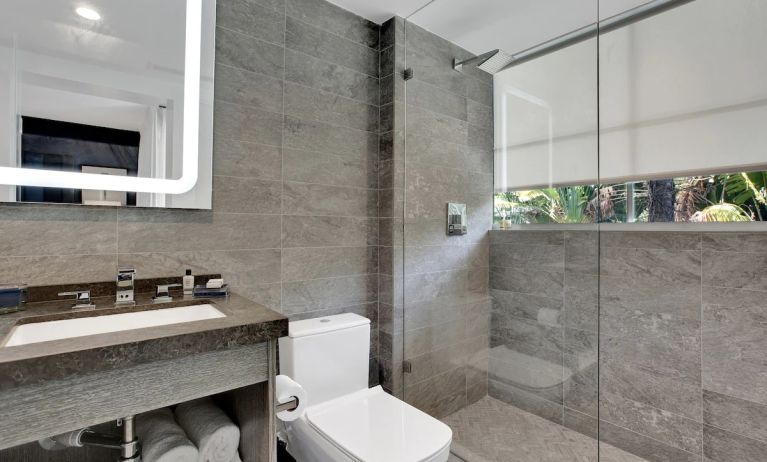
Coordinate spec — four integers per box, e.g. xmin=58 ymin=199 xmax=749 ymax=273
xmin=498 ymin=0 xmax=696 ymax=72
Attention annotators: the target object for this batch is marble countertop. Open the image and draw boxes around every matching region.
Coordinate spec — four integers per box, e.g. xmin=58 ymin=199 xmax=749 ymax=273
xmin=0 ymin=292 xmax=287 ymax=391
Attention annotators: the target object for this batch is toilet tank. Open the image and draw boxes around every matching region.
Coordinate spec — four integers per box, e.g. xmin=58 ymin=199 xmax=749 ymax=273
xmin=279 ymin=313 xmax=370 ymax=406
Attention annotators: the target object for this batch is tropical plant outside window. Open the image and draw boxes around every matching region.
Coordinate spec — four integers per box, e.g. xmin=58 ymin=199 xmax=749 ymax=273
xmin=494 ymin=171 xmax=767 ymax=224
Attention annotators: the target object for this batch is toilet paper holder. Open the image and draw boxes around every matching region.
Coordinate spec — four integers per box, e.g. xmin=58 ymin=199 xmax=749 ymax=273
xmin=275 ymin=396 xmax=299 ymax=413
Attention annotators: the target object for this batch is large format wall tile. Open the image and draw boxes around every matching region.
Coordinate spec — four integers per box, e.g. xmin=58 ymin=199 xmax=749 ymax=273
xmin=285 ymin=50 xmax=378 ymax=105
xmin=599 ymin=420 xmax=700 ymax=462
xmin=490 ymin=242 xmax=564 ymax=270
xmin=703 ymin=249 xmax=767 ymax=291
xmin=601 ymin=231 xmax=701 ymax=251
xmin=0 ymin=205 xmax=116 ymax=257
xmin=600 ymin=391 xmax=702 ymax=454
xmin=212 ymin=176 xmax=282 ymax=214
xmin=286 ymin=16 xmax=378 ymax=77
xmin=283 ymin=115 xmax=377 ymax=159
xmin=0 ymin=255 xmax=117 ymax=286
xmin=215 ymin=27 xmax=284 ymax=79
xmin=282 ymin=216 xmax=378 ymax=247
xmin=487 ymin=228 xmax=767 ymax=462
xmin=282 ymin=274 xmax=378 ymax=315
xmin=488 ymin=378 xmax=564 ymax=425
xmin=491 ymin=315 xmax=564 ymax=354
xmin=702 ymin=285 xmax=767 ymax=404
xmin=214 ymin=101 xmax=284 ymax=146
xmin=564 ymin=351 xmax=598 ymax=417
xmin=490 ymin=266 xmax=564 ymax=298
xmin=601 ymin=358 xmax=702 ymax=421
xmin=117 ymin=209 xmax=280 ymax=253
xmin=406 ymin=105 xmax=468 ymax=145
xmin=286 ymin=0 xmax=379 ymax=49
xmin=217 ymin=0 xmax=286 ymax=44
xmin=405 ymin=367 xmax=467 ymax=419
xmin=284 ymin=82 xmax=378 ymax=132
xmin=118 ymin=249 xmax=282 ymax=286
xmin=404 ymin=243 xmax=488 ymax=275
xmin=600 ymin=246 xmax=702 ymax=287
xmin=212 ymin=137 xmax=282 ymax=180
xmin=600 ymin=333 xmax=700 ymax=386
xmin=214 ymin=64 xmax=284 ymax=114
xmin=283 ymin=149 xmax=377 ymax=189
xmin=404 ymin=340 xmax=475 ymax=386
xmin=404 ymin=135 xmax=469 ymax=173
xmin=282 ymin=182 xmax=377 ymax=217
xmin=406 ymin=79 xmax=468 ymax=121
xmin=492 ymin=289 xmax=563 ymax=325
xmin=282 ymin=246 xmax=377 ymax=281
xmin=467 ymin=99 xmax=493 ymax=129
xmin=704 ymin=425 xmax=767 ymax=462
xmin=701 ymin=231 xmax=767 ymax=253
xmin=703 ymin=390 xmax=767 ymax=443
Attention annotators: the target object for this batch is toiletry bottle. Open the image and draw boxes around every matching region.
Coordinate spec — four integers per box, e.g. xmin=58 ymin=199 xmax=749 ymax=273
xmin=182 ymin=269 xmax=194 ymax=296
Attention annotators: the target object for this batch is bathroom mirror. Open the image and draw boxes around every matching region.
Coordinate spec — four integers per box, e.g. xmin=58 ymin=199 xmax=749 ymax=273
xmin=0 ymin=0 xmax=215 ymax=209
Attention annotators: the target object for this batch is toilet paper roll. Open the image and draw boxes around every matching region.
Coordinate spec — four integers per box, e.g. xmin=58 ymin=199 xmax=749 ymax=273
xmin=276 ymin=375 xmax=308 ymax=422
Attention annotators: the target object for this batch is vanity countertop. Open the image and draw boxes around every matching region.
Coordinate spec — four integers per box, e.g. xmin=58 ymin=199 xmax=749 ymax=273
xmin=0 ymin=292 xmax=287 ymax=391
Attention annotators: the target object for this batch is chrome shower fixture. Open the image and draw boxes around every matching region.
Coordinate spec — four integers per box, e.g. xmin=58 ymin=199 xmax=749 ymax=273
xmin=452 ymin=49 xmax=514 ymax=74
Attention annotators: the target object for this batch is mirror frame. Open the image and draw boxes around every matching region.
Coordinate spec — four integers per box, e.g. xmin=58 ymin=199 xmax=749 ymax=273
xmin=0 ymin=0 xmax=203 ymax=195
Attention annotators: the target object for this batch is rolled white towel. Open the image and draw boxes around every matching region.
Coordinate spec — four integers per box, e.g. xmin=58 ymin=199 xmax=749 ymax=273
xmin=175 ymin=397 xmax=240 ymax=462
xmin=137 ymin=408 xmax=199 ymax=462
xmin=231 ymin=452 xmax=242 ymax=462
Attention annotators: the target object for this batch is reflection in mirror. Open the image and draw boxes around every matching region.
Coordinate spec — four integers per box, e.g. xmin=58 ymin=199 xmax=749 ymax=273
xmin=0 ymin=0 xmax=214 ymax=209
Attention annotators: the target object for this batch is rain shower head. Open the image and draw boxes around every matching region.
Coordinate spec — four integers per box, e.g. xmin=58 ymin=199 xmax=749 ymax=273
xmin=453 ymin=49 xmax=514 ymax=74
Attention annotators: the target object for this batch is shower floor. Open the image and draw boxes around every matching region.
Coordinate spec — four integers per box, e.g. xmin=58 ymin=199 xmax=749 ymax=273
xmin=442 ymin=397 xmax=647 ymax=462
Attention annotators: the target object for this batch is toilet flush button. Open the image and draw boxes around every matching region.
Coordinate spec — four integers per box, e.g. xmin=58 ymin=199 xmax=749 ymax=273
xmin=320 ymin=319 xmax=330 ymax=323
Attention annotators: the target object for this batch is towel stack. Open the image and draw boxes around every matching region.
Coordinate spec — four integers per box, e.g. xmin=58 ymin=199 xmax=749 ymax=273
xmin=175 ymin=397 xmax=241 ymax=462
xmin=137 ymin=398 xmax=241 ymax=462
xmin=136 ymin=409 xmax=198 ymax=462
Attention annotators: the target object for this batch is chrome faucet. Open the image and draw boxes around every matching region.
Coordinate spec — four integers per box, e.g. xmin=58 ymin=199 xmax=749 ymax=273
xmin=152 ymin=284 xmax=182 ymax=303
xmin=116 ymin=268 xmax=136 ymax=305
xmin=58 ymin=290 xmax=96 ymax=311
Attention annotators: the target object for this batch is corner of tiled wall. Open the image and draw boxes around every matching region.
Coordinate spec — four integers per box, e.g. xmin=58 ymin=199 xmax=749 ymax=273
xmin=376 ymin=18 xmax=494 ymax=418
xmin=377 ymin=15 xmax=406 ymax=398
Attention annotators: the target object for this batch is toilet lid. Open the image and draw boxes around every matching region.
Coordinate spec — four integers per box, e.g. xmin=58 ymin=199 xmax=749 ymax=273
xmin=306 ymin=386 xmax=452 ymax=462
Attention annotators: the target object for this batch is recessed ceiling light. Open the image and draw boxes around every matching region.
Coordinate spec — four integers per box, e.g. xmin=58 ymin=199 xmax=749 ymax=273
xmin=75 ymin=7 xmax=101 ymax=21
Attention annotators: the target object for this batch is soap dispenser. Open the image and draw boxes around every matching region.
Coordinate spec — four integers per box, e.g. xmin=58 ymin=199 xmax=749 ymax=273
xmin=182 ymin=269 xmax=194 ymax=295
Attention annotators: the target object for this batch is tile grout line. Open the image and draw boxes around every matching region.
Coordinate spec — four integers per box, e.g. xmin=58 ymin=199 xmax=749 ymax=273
xmin=279 ymin=4 xmax=287 ymax=316
xmin=286 ymin=14 xmax=381 ymax=54
xmin=700 ymin=231 xmax=704 ymax=455
xmin=216 ymin=60 xmax=380 ymax=113
xmin=375 ymin=23 xmax=382 ymax=387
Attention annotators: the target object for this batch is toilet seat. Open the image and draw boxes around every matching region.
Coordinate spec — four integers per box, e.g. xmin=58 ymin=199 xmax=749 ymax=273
xmin=293 ymin=386 xmax=452 ymax=462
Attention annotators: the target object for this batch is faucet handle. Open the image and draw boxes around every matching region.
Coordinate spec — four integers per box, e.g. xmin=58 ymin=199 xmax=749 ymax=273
xmin=58 ymin=290 xmax=95 ymax=310
xmin=153 ymin=283 xmax=182 ymax=302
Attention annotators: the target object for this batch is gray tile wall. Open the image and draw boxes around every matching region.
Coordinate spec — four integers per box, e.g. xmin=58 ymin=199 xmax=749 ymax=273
xmin=0 ymin=0 xmax=382 ymax=383
xmin=489 ymin=228 xmax=767 ymax=461
xmin=378 ymin=17 xmax=493 ymax=419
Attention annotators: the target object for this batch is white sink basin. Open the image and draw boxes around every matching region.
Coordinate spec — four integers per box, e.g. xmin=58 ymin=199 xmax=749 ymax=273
xmin=3 ymin=304 xmax=225 ymax=347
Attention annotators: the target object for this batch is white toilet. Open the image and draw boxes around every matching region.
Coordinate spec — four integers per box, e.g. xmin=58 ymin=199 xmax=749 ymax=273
xmin=278 ymin=313 xmax=453 ymax=462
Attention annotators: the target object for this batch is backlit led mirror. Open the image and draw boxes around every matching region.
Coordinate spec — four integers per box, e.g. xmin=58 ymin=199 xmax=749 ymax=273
xmin=0 ymin=0 xmax=215 ymax=209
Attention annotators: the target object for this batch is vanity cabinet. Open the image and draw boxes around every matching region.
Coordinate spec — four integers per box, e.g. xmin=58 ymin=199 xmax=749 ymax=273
xmin=0 ymin=340 xmax=277 ymax=462
xmin=0 ymin=289 xmax=287 ymax=462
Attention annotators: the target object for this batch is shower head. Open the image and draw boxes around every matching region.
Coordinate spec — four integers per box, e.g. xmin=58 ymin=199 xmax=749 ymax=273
xmin=453 ymin=49 xmax=514 ymax=74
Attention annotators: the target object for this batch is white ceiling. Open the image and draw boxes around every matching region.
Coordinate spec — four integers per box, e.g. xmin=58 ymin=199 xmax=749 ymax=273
xmin=328 ymin=0 xmax=652 ymax=55
xmin=2 ymin=0 xmax=187 ymax=73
